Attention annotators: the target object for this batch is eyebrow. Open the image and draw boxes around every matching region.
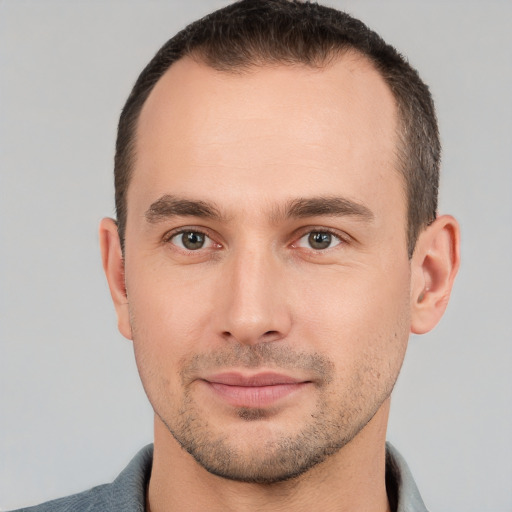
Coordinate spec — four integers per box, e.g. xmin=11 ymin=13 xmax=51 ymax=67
xmin=144 ymin=194 xmax=374 ymax=224
xmin=281 ymin=196 xmax=374 ymax=222
xmin=145 ymin=195 xmax=223 ymax=223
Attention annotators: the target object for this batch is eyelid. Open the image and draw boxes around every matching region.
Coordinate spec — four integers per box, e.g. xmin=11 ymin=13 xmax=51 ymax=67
xmin=161 ymin=225 xmax=351 ymax=252
xmin=162 ymin=226 xmax=222 ymax=249
xmin=290 ymin=227 xmax=350 ymax=250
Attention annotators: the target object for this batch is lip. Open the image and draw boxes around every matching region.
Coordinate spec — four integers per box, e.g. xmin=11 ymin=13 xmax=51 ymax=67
xmin=201 ymin=372 xmax=311 ymax=408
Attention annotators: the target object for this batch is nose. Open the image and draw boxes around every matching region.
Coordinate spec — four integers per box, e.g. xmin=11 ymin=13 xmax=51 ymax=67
xmin=216 ymin=246 xmax=292 ymax=346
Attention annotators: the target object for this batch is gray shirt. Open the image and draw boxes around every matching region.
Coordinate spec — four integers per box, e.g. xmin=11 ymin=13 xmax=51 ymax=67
xmin=11 ymin=443 xmax=427 ymax=511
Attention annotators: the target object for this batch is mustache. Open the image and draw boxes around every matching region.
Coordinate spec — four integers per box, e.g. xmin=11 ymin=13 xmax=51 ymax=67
xmin=180 ymin=343 xmax=335 ymax=385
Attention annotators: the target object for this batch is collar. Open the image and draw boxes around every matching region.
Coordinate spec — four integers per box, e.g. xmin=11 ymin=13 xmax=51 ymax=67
xmin=386 ymin=442 xmax=429 ymax=512
xmin=116 ymin=442 xmax=428 ymax=512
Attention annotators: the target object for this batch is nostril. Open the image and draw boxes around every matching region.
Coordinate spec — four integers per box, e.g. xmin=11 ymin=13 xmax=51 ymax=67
xmin=262 ymin=330 xmax=282 ymax=341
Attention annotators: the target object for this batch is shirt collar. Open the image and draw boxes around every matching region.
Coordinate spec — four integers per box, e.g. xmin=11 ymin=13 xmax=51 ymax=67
xmin=117 ymin=443 xmax=428 ymax=512
xmin=386 ymin=442 xmax=429 ymax=512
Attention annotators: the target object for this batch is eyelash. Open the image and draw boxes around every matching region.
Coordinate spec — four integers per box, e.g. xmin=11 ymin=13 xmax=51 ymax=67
xmin=162 ymin=227 xmax=349 ymax=253
xmin=291 ymin=228 xmax=347 ymax=251
xmin=163 ymin=228 xmax=218 ymax=249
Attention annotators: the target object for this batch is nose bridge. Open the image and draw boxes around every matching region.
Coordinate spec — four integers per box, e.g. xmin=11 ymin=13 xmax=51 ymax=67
xmin=219 ymin=241 xmax=291 ymax=345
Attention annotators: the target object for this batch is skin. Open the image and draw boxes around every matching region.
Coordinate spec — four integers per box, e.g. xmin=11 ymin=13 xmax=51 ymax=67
xmin=100 ymin=53 xmax=460 ymax=511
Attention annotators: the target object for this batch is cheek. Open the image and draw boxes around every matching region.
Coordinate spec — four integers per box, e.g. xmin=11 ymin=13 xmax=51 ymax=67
xmin=128 ymin=293 xmax=208 ymax=417
xmin=124 ymin=260 xmax=218 ymax=396
xmin=292 ymin=263 xmax=411 ymax=371
xmin=298 ymin=271 xmax=410 ymax=414
xmin=126 ymin=253 xmax=217 ymax=338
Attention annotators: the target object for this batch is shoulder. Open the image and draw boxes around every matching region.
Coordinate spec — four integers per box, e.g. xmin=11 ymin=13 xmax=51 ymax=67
xmin=9 ymin=482 xmax=114 ymax=512
xmin=8 ymin=445 xmax=153 ymax=512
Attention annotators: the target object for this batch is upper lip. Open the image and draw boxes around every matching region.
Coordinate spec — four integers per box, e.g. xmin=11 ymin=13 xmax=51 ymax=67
xmin=203 ymin=372 xmax=309 ymax=387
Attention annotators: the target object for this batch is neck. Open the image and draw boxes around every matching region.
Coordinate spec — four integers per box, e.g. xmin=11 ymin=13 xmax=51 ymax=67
xmin=148 ymin=400 xmax=392 ymax=512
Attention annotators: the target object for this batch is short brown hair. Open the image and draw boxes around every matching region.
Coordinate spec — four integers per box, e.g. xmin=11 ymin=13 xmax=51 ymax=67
xmin=114 ymin=0 xmax=440 ymax=257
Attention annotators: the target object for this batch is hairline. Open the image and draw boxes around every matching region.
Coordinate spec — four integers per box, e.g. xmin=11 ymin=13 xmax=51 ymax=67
xmin=123 ymin=49 xmax=411 ymax=253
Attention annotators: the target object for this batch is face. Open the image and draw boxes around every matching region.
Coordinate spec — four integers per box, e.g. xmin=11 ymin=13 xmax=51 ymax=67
xmin=121 ymin=54 xmax=412 ymax=483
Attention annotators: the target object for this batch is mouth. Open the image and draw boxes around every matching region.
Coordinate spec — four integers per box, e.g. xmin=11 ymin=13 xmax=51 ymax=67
xmin=200 ymin=371 xmax=312 ymax=408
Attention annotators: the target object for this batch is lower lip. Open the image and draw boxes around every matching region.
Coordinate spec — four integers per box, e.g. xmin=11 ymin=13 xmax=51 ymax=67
xmin=205 ymin=381 xmax=308 ymax=408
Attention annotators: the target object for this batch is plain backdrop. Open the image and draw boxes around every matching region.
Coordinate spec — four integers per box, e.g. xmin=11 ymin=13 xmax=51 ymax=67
xmin=1 ymin=1 xmax=511 ymax=510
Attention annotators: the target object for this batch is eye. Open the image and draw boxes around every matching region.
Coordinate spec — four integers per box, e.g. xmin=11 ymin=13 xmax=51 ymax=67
xmin=296 ymin=231 xmax=342 ymax=250
xmin=169 ymin=230 xmax=214 ymax=251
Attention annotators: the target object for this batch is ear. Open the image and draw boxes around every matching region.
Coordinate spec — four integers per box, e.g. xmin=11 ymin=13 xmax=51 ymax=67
xmin=99 ymin=218 xmax=132 ymax=340
xmin=410 ymin=215 xmax=460 ymax=334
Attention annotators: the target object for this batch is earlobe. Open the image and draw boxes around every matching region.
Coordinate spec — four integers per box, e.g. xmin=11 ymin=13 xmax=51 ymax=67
xmin=99 ymin=218 xmax=133 ymax=340
xmin=410 ymin=215 xmax=460 ymax=334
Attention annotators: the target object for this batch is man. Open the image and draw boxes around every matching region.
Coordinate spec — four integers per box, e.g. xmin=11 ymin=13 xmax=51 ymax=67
xmin=13 ymin=0 xmax=459 ymax=510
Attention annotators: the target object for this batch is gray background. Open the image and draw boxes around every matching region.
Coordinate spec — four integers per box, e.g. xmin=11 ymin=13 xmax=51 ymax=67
xmin=1 ymin=1 xmax=511 ymax=510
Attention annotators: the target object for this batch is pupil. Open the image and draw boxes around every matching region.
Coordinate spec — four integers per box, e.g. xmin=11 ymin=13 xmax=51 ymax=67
xmin=309 ymin=232 xmax=331 ymax=250
xmin=183 ymin=232 xmax=204 ymax=250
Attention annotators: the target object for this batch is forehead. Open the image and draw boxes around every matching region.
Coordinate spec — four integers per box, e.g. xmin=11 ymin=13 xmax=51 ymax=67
xmin=131 ymin=53 xmax=403 ymax=220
